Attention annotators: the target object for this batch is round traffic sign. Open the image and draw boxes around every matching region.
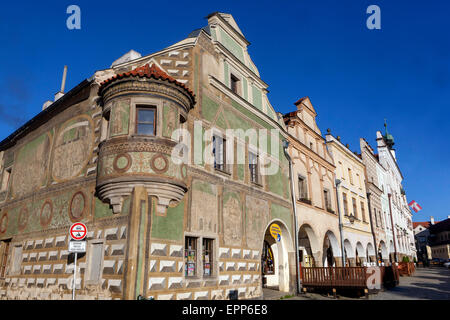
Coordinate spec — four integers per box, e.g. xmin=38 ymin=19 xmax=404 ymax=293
xmin=69 ymin=222 xmax=87 ymax=240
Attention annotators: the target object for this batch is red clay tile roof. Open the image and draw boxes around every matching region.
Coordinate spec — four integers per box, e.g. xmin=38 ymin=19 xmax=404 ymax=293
xmin=99 ymin=63 xmax=195 ymax=101
xmin=413 ymin=222 xmax=431 ymax=229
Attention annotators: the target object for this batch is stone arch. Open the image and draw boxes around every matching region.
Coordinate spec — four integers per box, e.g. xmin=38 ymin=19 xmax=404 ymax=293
xmin=322 ymin=230 xmax=341 ymax=267
xmin=366 ymin=242 xmax=376 ymax=262
xmin=355 ymin=241 xmax=366 ymax=266
xmin=261 ymin=219 xmax=295 ymax=293
xmin=379 ymin=240 xmax=388 ymax=261
xmin=389 ymin=240 xmax=395 ymax=262
xmin=298 ymin=224 xmax=321 ymax=267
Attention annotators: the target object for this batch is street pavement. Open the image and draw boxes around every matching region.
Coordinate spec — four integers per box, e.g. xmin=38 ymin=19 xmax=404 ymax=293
xmin=369 ymin=266 xmax=450 ymax=300
xmin=262 ymin=266 xmax=450 ymax=300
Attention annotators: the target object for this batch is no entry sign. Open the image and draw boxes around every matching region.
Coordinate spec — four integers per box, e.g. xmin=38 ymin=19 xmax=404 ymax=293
xmin=69 ymin=222 xmax=87 ymax=241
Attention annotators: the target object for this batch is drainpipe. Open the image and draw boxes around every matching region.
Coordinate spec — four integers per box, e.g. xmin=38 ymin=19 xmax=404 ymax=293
xmin=283 ymin=140 xmax=301 ymax=294
xmin=335 ymin=179 xmax=346 ymax=267
xmin=366 ymin=192 xmax=378 ymax=265
xmin=388 ymin=193 xmax=398 ymax=263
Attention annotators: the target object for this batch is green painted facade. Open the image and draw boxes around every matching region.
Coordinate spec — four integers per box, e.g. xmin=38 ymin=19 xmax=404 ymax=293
xmin=150 ymin=198 xmax=185 ymax=242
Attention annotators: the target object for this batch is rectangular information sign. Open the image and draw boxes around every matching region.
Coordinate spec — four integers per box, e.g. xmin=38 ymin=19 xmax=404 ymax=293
xmin=69 ymin=240 xmax=86 ymax=253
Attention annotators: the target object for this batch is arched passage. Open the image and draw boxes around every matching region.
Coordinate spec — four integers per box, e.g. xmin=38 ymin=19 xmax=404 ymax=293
xmin=355 ymin=242 xmax=365 ymax=266
xmin=298 ymin=224 xmax=320 ymax=267
xmin=379 ymin=240 xmax=388 ymax=263
xmin=322 ymin=231 xmax=340 ymax=267
xmin=261 ymin=220 xmax=294 ymax=293
xmin=366 ymin=242 xmax=375 ymax=263
xmin=343 ymin=239 xmax=354 ymax=266
xmin=389 ymin=240 xmax=395 ymax=263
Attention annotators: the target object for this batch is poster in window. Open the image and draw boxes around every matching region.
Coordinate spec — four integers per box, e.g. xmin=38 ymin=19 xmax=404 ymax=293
xmin=204 ymin=263 xmax=211 ymax=276
xmin=187 ymin=250 xmax=196 ymax=262
xmin=187 ymin=263 xmax=195 ymax=276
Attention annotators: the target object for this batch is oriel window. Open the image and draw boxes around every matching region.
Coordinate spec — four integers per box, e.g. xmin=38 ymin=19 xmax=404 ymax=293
xmin=136 ymin=106 xmax=156 ymax=135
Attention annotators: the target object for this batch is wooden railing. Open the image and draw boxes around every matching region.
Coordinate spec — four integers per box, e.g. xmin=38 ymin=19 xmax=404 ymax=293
xmin=301 ymin=267 xmax=368 ymax=288
xmin=300 ymin=265 xmax=400 ymax=290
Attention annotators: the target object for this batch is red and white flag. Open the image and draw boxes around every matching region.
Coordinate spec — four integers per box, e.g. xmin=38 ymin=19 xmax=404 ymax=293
xmin=408 ymin=200 xmax=422 ymax=213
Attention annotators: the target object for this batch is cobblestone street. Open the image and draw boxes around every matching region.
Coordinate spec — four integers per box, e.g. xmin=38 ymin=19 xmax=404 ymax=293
xmin=263 ymin=266 xmax=450 ymax=300
xmin=369 ymin=266 xmax=450 ymax=300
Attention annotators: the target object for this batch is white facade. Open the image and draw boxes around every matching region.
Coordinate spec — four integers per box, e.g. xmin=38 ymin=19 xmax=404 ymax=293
xmin=375 ymin=131 xmax=415 ymax=261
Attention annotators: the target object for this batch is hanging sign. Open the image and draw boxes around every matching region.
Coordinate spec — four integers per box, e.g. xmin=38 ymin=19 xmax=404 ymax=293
xmin=269 ymin=224 xmax=282 ymax=242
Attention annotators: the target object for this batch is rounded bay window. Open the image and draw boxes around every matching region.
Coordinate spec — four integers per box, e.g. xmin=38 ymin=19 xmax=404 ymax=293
xmin=96 ymin=63 xmax=195 ymax=214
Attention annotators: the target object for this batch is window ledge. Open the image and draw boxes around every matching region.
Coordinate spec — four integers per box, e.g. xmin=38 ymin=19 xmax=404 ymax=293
xmin=214 ymin=168 xmax=231 ymax=176
xmin=298 ymin=198 xmax=312 ymax=205
xmin=251 ymin=180 xmax=263 ymax=188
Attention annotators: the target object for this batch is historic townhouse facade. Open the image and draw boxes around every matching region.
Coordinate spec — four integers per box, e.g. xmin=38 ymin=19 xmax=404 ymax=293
xmin=359 ymin=138 xmax=389 ymax=264
xmin=284 ymin=98 xmax=342 ymax=268
xmin=0 ymin=13 xmax=296 ymax=300
xmin=325 ymin=134 xmax=374 ymax=267
xmin=374 ymin=128 xmax=415 ymax=262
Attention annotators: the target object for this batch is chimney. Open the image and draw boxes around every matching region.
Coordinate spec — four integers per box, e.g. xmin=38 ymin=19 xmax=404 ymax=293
xmin=42 ymin=100 xmax=53 ymax=110
xmin=54 ymin=65 xmax=68 ymax=101
xmin=430 ymin=216 xmax=435 ymax=225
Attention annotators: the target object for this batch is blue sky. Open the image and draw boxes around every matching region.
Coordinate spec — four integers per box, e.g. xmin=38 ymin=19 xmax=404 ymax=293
xmin=0 ymin=0 xmax=448 ymax=222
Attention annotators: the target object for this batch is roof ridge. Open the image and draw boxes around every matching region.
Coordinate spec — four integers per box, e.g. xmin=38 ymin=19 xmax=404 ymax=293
xmin=99 ymin=63 xmax=195 ymax=99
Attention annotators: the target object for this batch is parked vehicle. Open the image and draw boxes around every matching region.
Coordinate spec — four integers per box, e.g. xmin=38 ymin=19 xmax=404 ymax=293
xmin=431 ymin=258 xmax=446 ymax=265
xmin=443 ymin=259 xmax=450 ymax=268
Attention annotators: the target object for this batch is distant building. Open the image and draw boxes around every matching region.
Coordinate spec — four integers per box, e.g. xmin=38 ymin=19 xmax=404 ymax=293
xmin=360 ymin=138 xmax=389 ymax=264
xmin=428 ymin=218 xmax=450 ymax=260
xmin=413 ymin=220 xmax=434 ymax=262
xmin=374 ymin=123 xmax=415 ymax=261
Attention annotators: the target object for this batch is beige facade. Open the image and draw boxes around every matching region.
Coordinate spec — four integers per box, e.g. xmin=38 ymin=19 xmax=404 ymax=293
xmin=360 ymin=138 xmax=389 ymax=264
xmin=326 ymin=133 xmax=373 ymax=266
xmin=284 ymin=98 xmax=342 ymax=268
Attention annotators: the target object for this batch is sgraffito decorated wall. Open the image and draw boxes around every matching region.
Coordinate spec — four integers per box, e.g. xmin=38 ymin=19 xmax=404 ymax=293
xmin=0 ymin=12 xmax=295 ymax=300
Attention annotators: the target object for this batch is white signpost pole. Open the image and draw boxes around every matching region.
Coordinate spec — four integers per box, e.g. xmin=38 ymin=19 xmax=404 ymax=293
xmin=72 ymin=251 xmax=78 ymax=300
xmin=69 ymin=223 xmax=87 ymax=301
